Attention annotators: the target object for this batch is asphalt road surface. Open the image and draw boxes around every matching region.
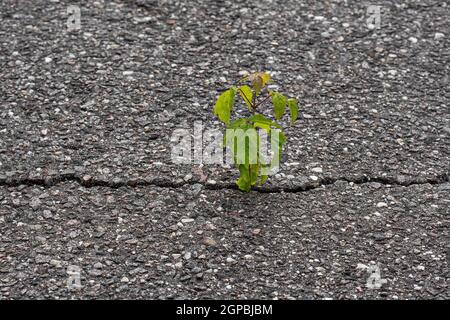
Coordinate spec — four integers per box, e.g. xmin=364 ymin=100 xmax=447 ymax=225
xmin=0 ymin=0 xmax=448 ymax=299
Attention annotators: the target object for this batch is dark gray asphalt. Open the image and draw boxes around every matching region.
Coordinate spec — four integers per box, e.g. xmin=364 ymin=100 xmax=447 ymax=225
xmin=0 ymin=0 xmax=448 ymax=299
xmin=0 ymin=182 xmax=449 ymax=299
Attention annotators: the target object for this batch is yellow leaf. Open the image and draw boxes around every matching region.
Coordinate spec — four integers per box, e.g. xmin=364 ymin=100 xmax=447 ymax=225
xmin=248 ymin=72 xmax=271 ymax=95
xmin=259 ymin=72 xmax=271 ymax=87
xmin=238 ymin=85 xmax=253 ymax=110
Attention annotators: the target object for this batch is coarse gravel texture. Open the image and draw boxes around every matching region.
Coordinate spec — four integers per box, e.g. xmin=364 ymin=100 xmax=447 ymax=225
xmin=0 ymin=181 xmax=449 ymax=299
xmin=0 ymin=0 xmax=449 ymax=183
xmin=0 ymin=0 xmax=449 ymax=299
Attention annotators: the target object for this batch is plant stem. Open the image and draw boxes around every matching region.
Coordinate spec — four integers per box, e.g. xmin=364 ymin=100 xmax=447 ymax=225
xmin=232 ymin=75 xmax=249 ymax=86
xmin=251 ymin=91 xmax=256 ymax=114
xmin=238 ymin=88 xmax=255 ymax=114
xmin=255 ymin=94 xmax=271 ymax=108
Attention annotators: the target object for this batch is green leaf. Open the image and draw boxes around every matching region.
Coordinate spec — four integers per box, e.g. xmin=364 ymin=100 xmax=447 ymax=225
xmin=258 ymin=164 xmax=270 ymax=185
xmin=250 ymin=114 xmax=281 ymax=130
xmin=223 ymin=120 xmax=244 ymax=148
xmin=236 ymin=164 xmax=251 ymax=192
xmin=288 ymin=98 xmax=298 ymax=124
xmin=224 ymin=119 xmax=251 ymax=147
xmin=271 ymin=92 xmax=287 ymax=120
xmin=228 ymin=118 xmax=248 ymax=129
xmin=244 ymin=129 xmax=258 ymax=166
xmin=213 ymin=87 xmax=236 ymax=125
xmin=272 ymin=129 xmax=286 ymax=146
xmin=250 ymin=164 xmax=259 ymax=185
xmin=259 ymin=174 xmax=269 ymax=185
xmin=271 ymin=129 xmax=286 ymax=162
xmin=225 ymin=124 xmax=257 ymax=166
xmin=238 ymin=85 xmax=253 ymax=110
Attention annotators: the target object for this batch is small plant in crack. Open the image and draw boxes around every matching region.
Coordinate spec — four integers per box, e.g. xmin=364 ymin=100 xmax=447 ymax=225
xmin=213 ymin=71 xmax=299 ymax=192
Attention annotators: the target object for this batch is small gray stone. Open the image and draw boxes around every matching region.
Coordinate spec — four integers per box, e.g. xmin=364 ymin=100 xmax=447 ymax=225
xmin=203 ymin=237 xmax=217 ymax=246
xmin=30 ymin=198 xmax=41 ymax=210
xmin=226 ymin=257 xmax=237 ymax=264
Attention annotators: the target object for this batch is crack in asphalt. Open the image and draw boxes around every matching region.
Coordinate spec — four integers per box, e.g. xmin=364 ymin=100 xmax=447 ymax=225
xmin=0 ymin=172 xmax=448 ymax=193
xmin=271 ymin=174 xmax=450 ymax=193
